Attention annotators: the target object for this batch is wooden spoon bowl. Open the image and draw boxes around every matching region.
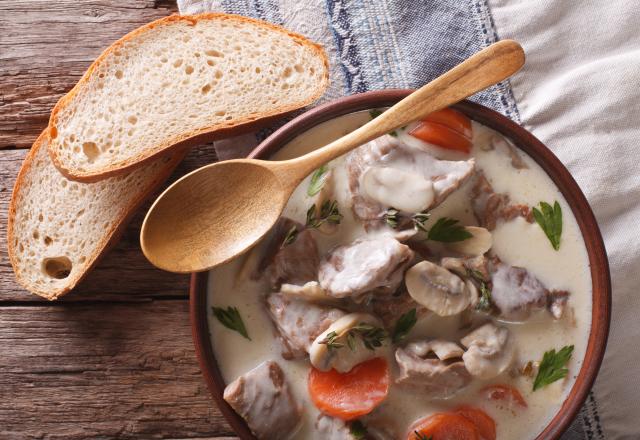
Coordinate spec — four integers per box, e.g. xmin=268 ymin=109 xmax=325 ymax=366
xmin=190 ymin=91 xmax=611 ymax=440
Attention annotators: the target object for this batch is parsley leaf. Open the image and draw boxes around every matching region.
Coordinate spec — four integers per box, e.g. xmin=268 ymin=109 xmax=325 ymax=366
xmin=414 ymin=431 xmax=432 ymax=440
xmin=532 ymin=201 xmax=563 ymax=250
xmin=533 ymin=345 xmax=574 ymax=391
xmin=307 ymin=164 xmax=329 ymax=197
xmin=349 ymin=420 xmax=367 ymax=439
xmin=426 ymin=217 xmax=472 ymax=242
xmin=306 ymin=200 xmax=343 ymax=229
xmin=392 ymin=308 xmax=417 ymax=343
xmin=282 ymin=225 xmax=298 ymax=247
xmin=211 ymin=306 xmax=250 ymax=340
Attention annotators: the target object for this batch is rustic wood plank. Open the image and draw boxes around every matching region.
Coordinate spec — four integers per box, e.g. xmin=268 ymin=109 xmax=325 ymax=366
xmin=0 ymin=144 xmax=218 ymax=302
xmin=0 ymin=0 xmax=178 ymax=148
xmin=0 ymin=300 xmax=237 ymax=439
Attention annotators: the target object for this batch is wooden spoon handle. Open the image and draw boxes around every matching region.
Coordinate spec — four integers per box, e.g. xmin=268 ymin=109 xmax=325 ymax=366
xmin=283 ymin=39 xmax=524 ymax=180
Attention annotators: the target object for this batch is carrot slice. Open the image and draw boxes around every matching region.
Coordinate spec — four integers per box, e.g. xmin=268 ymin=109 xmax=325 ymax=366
xmin=409 ymin=413 xmax=480 ymax=440
xmin=482 ymin=384 xmax=528 ymax=409
xmin=409 ymin=121 xmax=473 ymax=153
xmin=308 ymin=357 xmax=389 ymax=420
xmin=422 ymin=108 xmax=472 ymax=139
xmin=455 ymin=406 xmax=496 ymax=440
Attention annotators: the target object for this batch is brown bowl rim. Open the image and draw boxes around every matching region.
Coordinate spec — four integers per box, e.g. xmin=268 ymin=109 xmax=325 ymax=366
xmin=190 ymin=89 xmax=611 ymax=440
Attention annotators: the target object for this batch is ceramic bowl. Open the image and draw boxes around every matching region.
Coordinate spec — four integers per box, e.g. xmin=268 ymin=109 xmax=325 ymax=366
xmin=190 ymin=89 xmax=611 ymax=440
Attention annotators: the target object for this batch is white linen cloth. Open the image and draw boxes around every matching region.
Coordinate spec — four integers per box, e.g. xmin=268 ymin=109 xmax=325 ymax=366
xmin=487 ymin=1 xmax=640 ymax=438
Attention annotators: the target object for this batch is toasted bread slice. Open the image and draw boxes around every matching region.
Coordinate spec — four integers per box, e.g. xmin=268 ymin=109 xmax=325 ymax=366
xmin=7 ymin=132 xmax=183 ymax=299
xmin=48 ymin=13 xmax=329 ymax=181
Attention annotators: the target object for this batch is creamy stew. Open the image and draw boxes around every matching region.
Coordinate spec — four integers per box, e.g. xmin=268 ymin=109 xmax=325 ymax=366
xmin=208 ymin=108 xmax=592 ymax=440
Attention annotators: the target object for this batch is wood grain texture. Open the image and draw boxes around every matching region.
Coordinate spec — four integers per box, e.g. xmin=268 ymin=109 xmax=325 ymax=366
xmin=0 ymin=0 xmax=178 ymax=148
xmin=1 ymin=2 xmax=238 ymax=437
xmin=0 ymin=301 xmax=235 ymax=439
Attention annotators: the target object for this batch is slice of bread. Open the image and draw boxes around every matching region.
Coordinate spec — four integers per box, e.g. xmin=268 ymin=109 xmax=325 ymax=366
xmin=48 ymin=13 xmax=329 ymax=181
xmin=7 ymin=132 xmax=183 ymax=300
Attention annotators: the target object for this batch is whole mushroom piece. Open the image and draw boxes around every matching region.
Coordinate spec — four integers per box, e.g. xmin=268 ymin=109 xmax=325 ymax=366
xmin=460 ymin=322 xmax=515 ymax=379
xmin=405 ymin=261 xmax=474 ymax=316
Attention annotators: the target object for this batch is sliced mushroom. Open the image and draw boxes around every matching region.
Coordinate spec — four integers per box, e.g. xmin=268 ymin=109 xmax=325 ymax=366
xmin=405 ymin=261 xmax=473 ymax=316
xmin=395 ymin=339 xmax=471 ymax=399
xmin=361 ymin=166 xmax=435 ymax=213
xmin=280 ymin=281 xmax=333 ymax=303
xmin=446 ymin=226 xmax=492 ymax=256
xmin=441 ymin=255 xmax=490 ymax=281
xmin=309 ymin=313 xmax=386 ymax=373
xmin=460 ymin=323 xmax=515 ymax=379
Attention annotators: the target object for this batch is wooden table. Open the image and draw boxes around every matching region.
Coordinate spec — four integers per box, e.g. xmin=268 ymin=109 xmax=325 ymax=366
xmin=0 ymin=1 xmax=237 ymax=438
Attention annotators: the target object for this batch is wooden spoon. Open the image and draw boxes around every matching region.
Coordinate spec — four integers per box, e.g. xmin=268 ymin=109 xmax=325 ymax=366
xmin=140 ymin=40 xmax=524 ymax=273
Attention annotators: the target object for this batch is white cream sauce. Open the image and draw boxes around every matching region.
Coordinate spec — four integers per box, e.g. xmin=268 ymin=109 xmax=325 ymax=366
xmin=208 ymin=111 xmax=592 ymax=439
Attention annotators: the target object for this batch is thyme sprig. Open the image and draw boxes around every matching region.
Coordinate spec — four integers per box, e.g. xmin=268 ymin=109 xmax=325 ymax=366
xmin=306 ymin=200 xmax=343 ymax=229
xmin=318 ymin=323 xmax=388 ymax=352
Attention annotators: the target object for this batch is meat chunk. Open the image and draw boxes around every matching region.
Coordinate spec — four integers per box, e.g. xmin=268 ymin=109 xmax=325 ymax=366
xmin=461 ymin=323 xmax=515 ymax=380
xmin=370 ymin=288 xmax=428 ymax=329
xmin=259 ymin=217 xmax=319 ymax=289
xmin=346 ymin=135 xmax=475 ymax=226
xmin=266 ymin=291 xmax=345 ymax=359
xmin=490 ymin=263 xmax=546 ymax=319
xmin=223 ymin=361 xmax=301 ymax=439
xmin=471 ymin=173 xmax=533 ymax=230
xmin=395 ymin=340 xmax=471 ymax=399
xmin=490 ymin=259 xmax=569 ymax=320
xmin=318 ymin=235 xmax=414 ymax=300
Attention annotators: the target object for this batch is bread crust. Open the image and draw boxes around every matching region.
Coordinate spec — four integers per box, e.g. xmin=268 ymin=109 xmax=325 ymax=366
xmin=7 ymin=131 xmax=185 ymax=299
xmin=47 ymin=12 xmax=330 ymax=182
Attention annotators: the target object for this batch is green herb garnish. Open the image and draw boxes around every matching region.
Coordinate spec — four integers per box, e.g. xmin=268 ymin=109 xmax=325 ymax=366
xmin=352 ymin=323 xmax=387 ymax=350
xmin=318 ymin=323 xmax=387 ymax=352
xmin=307 ymin=164 xmax=329 ymax=197
xmin=211 ymin=306 xmax=250 ymax=340
xmin=533 ymin=345 xmax=574 ymax=391
xmin=306 ymin=200 xmax=343 ymax=229
xmin=349 ymin=420 xmax=367 ymax=439
xmin=392 ymin=308 xmax=417 ymax=343
xmin=477 ymin=282 xmax=492 ymax=311
xmin=532 ymin=201 xmax=562 ymax=250
xmin=282 ymin=225 xmax=298 ymax=247
xmin=414 ymin=431 xmax=432 ymax=440
xmin=412 ymin=211 xmax=431 ymax=233
xmin=467 ymin=269 xmax=492 ymax=312
xmin=384 ymin=208 xmax=400 ymax=228
xmin=426 ymin=217 xmax=472 ymax=242
xmin=318 ymin=331 xmax=343 ymax=350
